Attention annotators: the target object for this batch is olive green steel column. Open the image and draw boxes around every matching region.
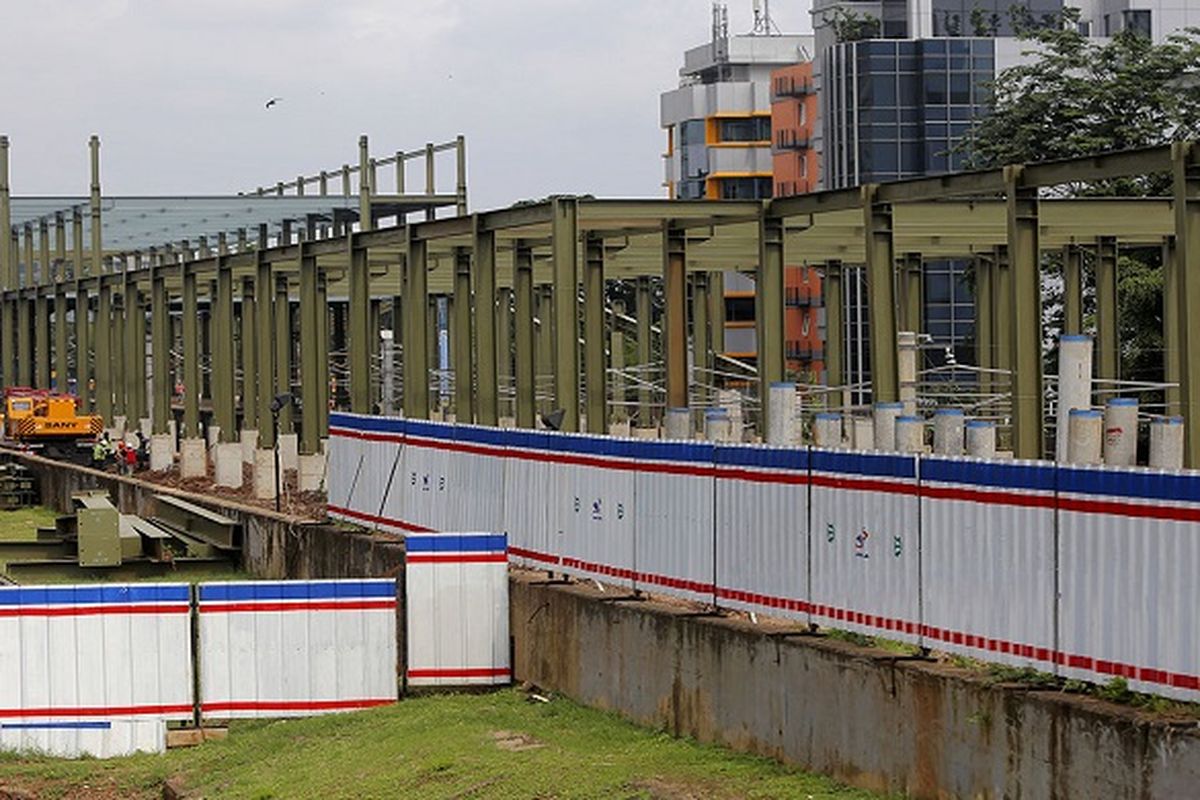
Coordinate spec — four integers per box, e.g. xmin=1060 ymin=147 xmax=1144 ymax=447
xmin=255 ymin=247 xmax=275 ymax=449
xmin=2 ymin=232 xmax=15 ymax=389
xmin=551 ymin=198 xmax=580 ymax=431
xmin=317 ymin=271 xmax=330 ymax=436
xmin=17 ymin=227 xmax=33 ymax=386
xmin=182 ymin=263 xmax=199 ymax=439
xmin=691 ymin=272 xmax=711 ymax=402
xmin=635 ymin=277 xmax=652 ymax=424
xmin=452 ymin=247 xmax=474 ymax=422
xmin=151 ymin=264 xmax=169 ymax=434
xmin=974 ymin=253 xmax=993 ymax=398
xmin=862 ymin=187 xmax=898 ymax=403
xmin=403 ymin=228 xmax=429 ymax=419
xmin=583 ymin=233 xmax=606 ymax=433
xmin=991 ymin=247 xmax=1011 ymax=395
xmin=1062 ymin=244 xmax=1083 ymax=336
xmin=72 ymin=208 xmax=89 ymax=410
xmin=0 ymin=136 xmax=10 ymax=292
xmin=1005 ymin=165 xmax=1044 ymax=460
xmin=132 ymin=287 xmax=148 ymax=424
xmin=901 ymin=252 xmax=922 ymax=334
xmin=89 ymin=136 xmax=102 ymax=277
xmin=513 ymin=241 xmax=535 ymax=429
xmin=535 ymin=286 xmax=552 ymax=414
xmin=95 ymin=278 xmax=112 ymax=421
xmin=474 ymin=223 xmax=498 ymax=427
xmin=1163 ymin=236 xmax=1180 ymax=415
xmin=823 ymin=260 xmax=843 ymax=391
xmin=1094 ymin=236 xmax=1119 ymax=383
xmin=240 ymin=276 xmax=258 ymax=432
xmin=497 ymin=287 xmax=513 ymax=420
xmin=1173 ymin=142 xmax=1200 ymax=466
xmin=213 ymin=249 xmax=235 ymax=442
xmin=124 ymin=268 xmax=145 ymax=424
xmin=54 ymin=256 xmax=69 ymax=393
xmin=274 ymin=273 xmax=292 ymax=431
xmin=348 ymin=234 xmax=371 ymax=414
xmin=298 ymin=245 xmax=321 ymax=454
xmin=709 ymin=271 xmax=725 ymax=356
xmin=662 ymin=223 xmax=687 ymax=412
xmin=111 ymin=287 xmax=126 ymax=418
xmin=757 ymin=212 xmax=786 ymax=421
xmin=35 ymin=220 xmax=52 ymax=389
xmin=611 ymin=299 xmax=627 ymax=423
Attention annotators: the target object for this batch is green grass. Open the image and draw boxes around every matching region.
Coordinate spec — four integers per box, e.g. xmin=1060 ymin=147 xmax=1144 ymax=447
xmin=0 ymin=506 xmax=60 ymax=540
xmin=0 ymin=690 xmax=884 ymax=800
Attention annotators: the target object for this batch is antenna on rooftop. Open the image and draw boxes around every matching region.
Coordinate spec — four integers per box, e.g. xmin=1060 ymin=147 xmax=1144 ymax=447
xmin=712 ymin=2 xmax=729 ymax=62
xmin=751 ymin=0 xmax=781 ymax=35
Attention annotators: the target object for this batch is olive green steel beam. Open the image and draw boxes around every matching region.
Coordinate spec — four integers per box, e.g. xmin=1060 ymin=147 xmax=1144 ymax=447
xmin=862 ymin=187 xmax=898 ymax=403
xmin=111 ymin=287 xmax=126 ymax=418
xmin=317 ymin=271 xmax=330 ymax=436
xmin=452 ymin=247 xmax=473 ymax=423
xmin=403 ymin=229 xmax=429 ymax=419
xmin=72 ymin=209 xmax=88 ymax=409
xmin=474 ymin=224 xmax=498 ymax=426
xmin=994 ymin=245 xmax=1012 ymax=381
xmin=636 ymin=276 xmax=652 ymax=424
xmin=274 ymin=272 xmax=292 ymax=432
xmin=95 ymin=279 xmax=111 ymax=420
xmin=358 ymin=136 xmax=373 ymax=234
xmin=1006 ymin=166 xmax=1044 ymax=460
xmin=89 ymin=137 xmax=102 ymax=277
xmin=1173 ymin=142 xmax=1200 ymax=466
xmin=255 ymin=246 xmax=275 ymax=448
xmin=348 ymin=233 xmax=371 ymax=414
xmin=497 ymin=287 xmax=513 ymax=420
xmin=1163 ymin=236 xmax=1180 ymax=416
xmin=823 ymin=261 xmax=843 ymax=390
xmin=151 ymin=263 xmax=169 ymax=434
xmin=901 ymin=252 xmax=922 ymax=334
xmin=551 ymin=198 xmax=580 ymax=431
xmin=1063 ymin=244 xmax=1083 ymax=336
xmin=757 ymin=212 xmax=786 ymax=417
xmin=213 ymin=250 xmax=235 ymax=442
xmin=535 ymin=286 xmax=552 ymax=415
xmin=974 ymin=253 xmax=993 ymax=398
xmin=663 ymin=225 xmax=687 ymax=412
xmin=709 ymin=271 xmax=725 ymax=355
xmin=54 ymin=283 xmax=68 ymax=393
xmin=299 ymin=246 xmax=321 ymax=454
xmin=128 ymin=286 xmax=146 ymax=425
xmin=1095 ymin=236 xmax=1119 ymax=383
xmin=690 ymin=272 xmax=711 ymax=403
xmin=513 ymin=241 xmax=535 ymax=428
xmin=240 ymin=276 xmax=258 ymax=431
xmin=583 ymin=233 xmax=606 ymax=433
xmin=181 ymin=264 xmax=199 ymax=438
xmin=0 ymin=136 xmax=10 ymax=290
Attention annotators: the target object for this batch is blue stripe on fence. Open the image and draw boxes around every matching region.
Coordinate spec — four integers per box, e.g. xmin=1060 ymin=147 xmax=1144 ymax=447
xmin=810 ymin=449 xmax=916 ymax=479
xmin=0 ymin=584 xmax=190 ymax=607
xmin=0 ymin=721 xmax=113 ymax=730
xmin=405 ymin=534 xmax=507 ymax=553
xmin=920 ymin=458 xmax=1057 ymax=492
xmin=197 ymin=580 xmax=395 ymax=602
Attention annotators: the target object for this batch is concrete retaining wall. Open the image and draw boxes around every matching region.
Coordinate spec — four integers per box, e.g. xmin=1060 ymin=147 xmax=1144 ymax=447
xmin=15 ymin=452 xmax=404 ymax=581
xmin=510 ymin=572 xmax=1200 ymax=799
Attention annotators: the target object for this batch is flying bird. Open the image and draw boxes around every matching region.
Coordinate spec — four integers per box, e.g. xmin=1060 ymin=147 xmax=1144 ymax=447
xmin=265 ymin=97 xmax=282 ymax=109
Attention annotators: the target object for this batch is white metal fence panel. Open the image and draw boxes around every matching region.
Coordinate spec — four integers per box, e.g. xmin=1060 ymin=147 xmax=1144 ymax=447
xmin=198 ymin=579 xmax=398 ymax=719
xmin=449 ymin=426 xmax=510 ymax=533
xmin=809 ymin=450 xmax=921 ymax=644
xmin=406 ymin=532 xmax=511 ymax=687
xmin=402 ymin=421 xmax=458 ymax=533
xmin=921 ymin=458 xmax=1057 ymax=670
xmin=714 ymin=445 xmax=809 ymax=620
xmin=632 ymin=440 xmax=717 ymax=604
xmin=1058 ymin=466 xmax=1200 ymax=701
xmin=0 ymin=583 xmax=192 ymax=758
xmin=501 ymin=434 xmax=556 ymax=570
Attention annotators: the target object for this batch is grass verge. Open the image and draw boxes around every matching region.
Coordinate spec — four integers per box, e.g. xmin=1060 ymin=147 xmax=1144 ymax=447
xmin=0 ymin=689 xmax=885 ymax=799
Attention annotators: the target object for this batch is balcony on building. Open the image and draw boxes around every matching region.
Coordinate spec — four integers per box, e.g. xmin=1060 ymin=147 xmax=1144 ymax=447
xmin=773 ymin=74 xmax=815 ymax=99
xmin=774 ymin=130 xmax=810 ymax=151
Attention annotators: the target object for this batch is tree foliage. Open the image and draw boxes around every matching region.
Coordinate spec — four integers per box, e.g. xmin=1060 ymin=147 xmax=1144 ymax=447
xmin=961 ymin=11 xmax=1200 ymax=195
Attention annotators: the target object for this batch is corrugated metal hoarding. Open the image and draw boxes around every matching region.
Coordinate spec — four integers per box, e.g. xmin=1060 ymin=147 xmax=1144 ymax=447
xmin=326 ymin=413 xmax=1200 ymax=702
xmin=406 ymin=532 xmax=511 ymax=687
xmin=0 ymin=583 xmax=192 ymax=758
xmin=197 ymin=579 xmax=398 ymax=719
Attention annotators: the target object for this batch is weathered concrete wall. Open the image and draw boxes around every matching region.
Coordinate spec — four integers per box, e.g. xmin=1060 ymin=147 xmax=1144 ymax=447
xmin=511 ymin=572 xmax=1200 ymax=799
xmin=15 ymin=452 xmax=404 ymax=581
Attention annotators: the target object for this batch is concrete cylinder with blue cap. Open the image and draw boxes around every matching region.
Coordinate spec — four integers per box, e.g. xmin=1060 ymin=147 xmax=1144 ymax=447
xmin=705 ymin=407 xmax=732 ymax=443
xmin=1057 ymin=334 xmax=1093 ymax=462
xmin=813 ymin=412 xmax=842 ymax=449
xmin=1067 ymin=408 xmax=1103 ymax=465
xmin=873 ymin=401 xmax=904 ymax=451
xmin=767 ymin=382 xmax=797 ymax=446
xmin=1149 ymin=416 xmax=1184 ymax=470
xmin=663 ymin=407 xmax=691 ymax=441
xmin=895 ymin=415 xmax=924 ymax=453
xmin=851 ymin=415 xmax=874 ymax=450
xmin=1103 ymin=397 xmax=1138 ymax=466
xmin=965 ymin=419 xmax=996 ymax=458
xmin=933 ymin=408 xmax=964 ymax=455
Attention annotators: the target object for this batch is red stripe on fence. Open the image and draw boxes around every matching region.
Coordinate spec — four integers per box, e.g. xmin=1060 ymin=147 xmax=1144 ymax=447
xmin=407 ymin=667 xmax=512 ymax=678
xmin=198 ymin=601 xmax=396 ymax=614
xmin=0 ymin=703 xmax=192 ymax=719
xmin=406 ymin=553 xmax=508 ymax=564
xmin=201 ymin=699 xmax=394 ymax=713
xmin=0 ymin=604 xmax=190 ymax=618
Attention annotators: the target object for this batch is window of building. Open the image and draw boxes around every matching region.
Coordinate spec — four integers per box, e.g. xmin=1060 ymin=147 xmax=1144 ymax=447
xmin=718 ymin=177 xmax=772 ymax=199
xmin=719 ymin=117 xmax=770 ymax=142
xmin=676 ymin=179 xmax=705 ymax=200
xmin=1103 ymin=14 xmax=1111 ymax=36
xmin=1124 ymin=9 xmax=1151 ymax=38
xmin=679 ymin=119 xmax=706 ymax=147
xmin=725 ymin=297 xmax=755 ymax=322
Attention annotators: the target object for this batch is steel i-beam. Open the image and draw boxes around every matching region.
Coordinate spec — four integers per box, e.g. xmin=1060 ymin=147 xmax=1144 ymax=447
xmin=1006 ymin=166 xmax=1044 ymax=460
xmin=182 ymin=267 xmax=199 ymax=438
xmin=551 ymin=198 xmax=580 ymax=431
xmin=255 ymin=246 xmax=275 ymax=448
xmin=299 ymin=246 xmax=321 ymax=454
xmin=823 ymin=261 xmax=844 ymax=391
xmin=1173 ymin=142 xmax=1200 ymax=466
xmin=635 ymin=276 xmax=652 ymax=425
xmin=691 ymin=272 xmax=711 ymax=404
xmin=757 ymin=212 xmax=786 ymax=421
xmin=862 ymin=187 xmax=898 ymax=403
xmin=403 ymin=229 xmax=429 ymax=419
xmin=240 ymin=277 xmax=258 ymax=431
xmin=275 ymin=273 xmax=292 ymax=432
xmin=213 ymin=254 xmax=235 ymax=442
xmin=1163 ymin=236 xmax=1180 ymax=416
xmin=584 ymin=233 xmax=607 ymax=433
xmin=474 ymin=223 xmax=498 ymax=427
xmin=663 ymin=224 xmax=687 ymax=412
xmin=513 ymin=241 xmax=535 ymax=428
xmin=1062 ymin=244 xmax=1083 ymax=336
xmin=1095 ymin=235 xmax=1119 ymax=383
xmin=151 ymin=265 xmax=169 ymax=434
xmin=974 ymin=253 xmax=993 ymax=398
xmin=348 ymin=234 xmax=371 ymax=414
xmin=453 ymin=247 xmax=474 ymax=423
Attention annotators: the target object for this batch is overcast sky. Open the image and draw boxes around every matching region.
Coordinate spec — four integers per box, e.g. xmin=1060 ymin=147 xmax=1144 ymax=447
xmin=4 ymin=0 xmax=812 ymax=210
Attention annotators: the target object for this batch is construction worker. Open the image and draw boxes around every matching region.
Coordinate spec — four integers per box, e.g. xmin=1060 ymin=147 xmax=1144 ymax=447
xmin=92 ymin=435 xmax=108 ymax=469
